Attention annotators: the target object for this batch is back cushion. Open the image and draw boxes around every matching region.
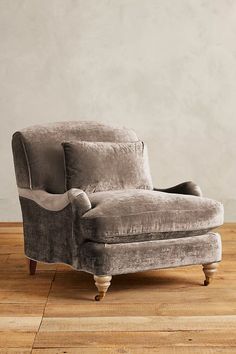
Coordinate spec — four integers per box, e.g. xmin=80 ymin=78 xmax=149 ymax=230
xmin=12 ymin=121 xmax=139 ymax=193
xmin=62 ymin=141 xmax=153 ymax=193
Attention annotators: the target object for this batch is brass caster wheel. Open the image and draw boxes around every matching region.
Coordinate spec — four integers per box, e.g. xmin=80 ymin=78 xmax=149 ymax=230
xmin=95 ymin=294 xmax=101 ymax=301
xmin=202 ymin=263 xmax=218 ymax=286
xmin=95 ymin=292 xmax=105 ymax=301
xmin=93 ymin=275 xmax=112 ymax=302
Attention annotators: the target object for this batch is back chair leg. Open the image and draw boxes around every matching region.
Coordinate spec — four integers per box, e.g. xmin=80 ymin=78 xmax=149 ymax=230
xmin=94 ymin=275 xmax=112 ymax=301
xmin=202 ymin=262 xmax=218 ymax=286
xmin=27 ymin=258 xmax=37 ymax=275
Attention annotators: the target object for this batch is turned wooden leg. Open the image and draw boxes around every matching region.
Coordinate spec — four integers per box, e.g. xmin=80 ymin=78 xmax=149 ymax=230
xmin=203 ymin=262 xmax=218 ymax=286
xmin=94 ymin=275 xmax=112 ymax=301
xmin=27 ymin=258 xmax=37 ymax=275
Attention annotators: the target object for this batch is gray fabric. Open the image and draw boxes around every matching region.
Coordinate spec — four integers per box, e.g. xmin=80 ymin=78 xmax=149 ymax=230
xmin=79 ymin=189 xmax=223 ymax=243
xmin=18 ymin=187 xmax=71 ymax=211
xmin=20 ymin=197 xmax=78 ymax=267
xmin=12 ymin=121 xmax=223 ymax=280
xmin=79 ymin=233 xmax=222 ymax=275
xmin=12 ymin=121 xmax=138 ymax=193
xmin=62 ymin=141 xmax=153 ymax=193
xmin=12 ymin=132 xmax=31 ymax=189
xmin=68 ymin=188 xmax=92 ymax=217
xmin=20 ymin=195 xmax=221 ymax=275
xmin=154 ymin=181 xmax=202 ymax=197
xmin=18 ymin=188 xmax=91 ymax=215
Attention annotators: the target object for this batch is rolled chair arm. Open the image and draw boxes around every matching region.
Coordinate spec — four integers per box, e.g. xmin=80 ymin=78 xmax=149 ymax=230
xmin=68 ymin=188 xmax=91 ymax=216
xmin=18 ymin=187 xmax=91 ymax=216
xmin=154 ymin=181 xmax=202 ymax=197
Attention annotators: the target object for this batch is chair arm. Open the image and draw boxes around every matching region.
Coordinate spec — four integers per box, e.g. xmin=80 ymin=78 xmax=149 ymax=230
xmin=18 ymin=187 xmax=91 ymax=216
xmin=68 ymin=188 xmax=91 ymax=216
xmin=154 ymin=181 xmax=202 ymax=197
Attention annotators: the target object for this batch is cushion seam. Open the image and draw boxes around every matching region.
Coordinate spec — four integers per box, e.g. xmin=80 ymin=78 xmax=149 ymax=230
xmin=85 ymin=226 xmax=220 ymax=239
xmin=82 ymin=205 xmax=222 ymax=219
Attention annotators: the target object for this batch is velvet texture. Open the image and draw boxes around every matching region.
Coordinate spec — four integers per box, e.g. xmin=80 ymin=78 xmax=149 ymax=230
xmin=81 ymin=233 xmax=222 ymax=275
xmin=12 ymin=121 xmax=224 ymax=278
xmin=12 ymin=132 xmax=31 ymax=189
xmin=155 ymin=181 xmax=202 ymax=197
xmin=20 ymin=197 xmax=221 ymax=276
xmin=62 ymin=141 xmax=153 ymax=193
xmin=18 ymin=187 xmax=92 ymax=215
xmin=80 ymin=189 xmax=223 ymax=243
xmin=19 ymin=197 xmax=77 ymax=267
xmin=68 ymin=188 xmax=92 ymax=217
xmin=12 ymin=121 xmax=138 ymax=193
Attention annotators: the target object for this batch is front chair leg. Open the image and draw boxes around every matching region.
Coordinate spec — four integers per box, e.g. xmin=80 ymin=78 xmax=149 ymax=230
xmin=94 ymin=275 xmax=112 ymax=301
xmin=27 ymin=258 xmax=37 ymax=275
xmin=203 ymin=262 xmax=218 ymax=286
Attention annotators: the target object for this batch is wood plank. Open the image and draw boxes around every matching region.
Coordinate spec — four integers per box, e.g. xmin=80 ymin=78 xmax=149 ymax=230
xmin=33 ymin=350 xmax=127 ymax=354
xmin=0 ymin=332 xmax=36 ymax=348
xmin=158 ymin=301 xmax=236 ymax=316
xmin=0 ymin=245 xmax=24 ymax=255
xmin=0 ymin=234 xmax=23 ymax=255
xmin=44 ymin=301 xmax=236 ymax=317
xmin=44 ymin=303 xmax=161 ymax=317
xmin=40 ymin=315 xmax=236 ymax=332
xmin=0 ymin=349 xmax=31 ymax=354
xmin=34 ymin=330 xmax=236 ymax=348
xmin=0 ymin=255 xmax=8 ymax=263
xmin=0 ymin=317 xmax=41 ymax=331
xmin=0 ymin=228 xmax=23 ymax=234
xmin=5 ymin=254 xmax=57 ymax=271
xmin=0 ymin=275 xmax=55 ymax=291
xmin=0 ymin=222 xmax=23 ymax=234
xmin=0 ymin=236 xmax=23 ymax=243
xmin=0 ymin=223 xmax=22 ymax=228
xmin=33 ymin=349 xmax=128 ymax=354
xmin=0 ymin=304 xmax=44 ymax=317
xmin=47 ymin=287 xmax=236 ymax=304
xmin=0 ymin=290 xmax=50 ymax=304
xmin=32 ymin=348 xmax=236 ymax=354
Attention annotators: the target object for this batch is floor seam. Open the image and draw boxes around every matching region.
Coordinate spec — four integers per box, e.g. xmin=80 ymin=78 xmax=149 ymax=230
xmin=30 ymin=269 xmax=56 ymax=353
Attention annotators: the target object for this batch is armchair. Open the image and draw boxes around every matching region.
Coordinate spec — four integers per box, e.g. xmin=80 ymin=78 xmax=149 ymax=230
xmin=12 ymin=121 xmax=223 ymax=301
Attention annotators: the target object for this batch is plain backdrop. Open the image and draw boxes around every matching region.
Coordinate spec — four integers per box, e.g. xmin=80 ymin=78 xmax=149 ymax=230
xmin=0 ymin=0 xmax=235 ymax=221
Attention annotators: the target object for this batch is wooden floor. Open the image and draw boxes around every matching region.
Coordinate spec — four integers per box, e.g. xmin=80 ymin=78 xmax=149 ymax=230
xmin=0 ymin=223 xmax=235 ymax=353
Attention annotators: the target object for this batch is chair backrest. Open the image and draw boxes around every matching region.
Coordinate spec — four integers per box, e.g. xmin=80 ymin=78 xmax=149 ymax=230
xmin=12 ymin=121 xmax=139 ymax=193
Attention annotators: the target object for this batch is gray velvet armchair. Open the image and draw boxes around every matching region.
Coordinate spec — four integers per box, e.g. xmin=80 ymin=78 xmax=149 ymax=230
xmin=12 ymin=121 xmax=223 ymax=301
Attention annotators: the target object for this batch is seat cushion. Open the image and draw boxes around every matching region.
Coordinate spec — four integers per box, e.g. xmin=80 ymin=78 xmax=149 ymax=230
xmin=80 ymin=189 xmax=223 ymax=243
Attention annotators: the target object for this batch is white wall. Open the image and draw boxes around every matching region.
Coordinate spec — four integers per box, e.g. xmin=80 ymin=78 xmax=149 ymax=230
xmin=0 ymin=0 xmax=236 ymax=221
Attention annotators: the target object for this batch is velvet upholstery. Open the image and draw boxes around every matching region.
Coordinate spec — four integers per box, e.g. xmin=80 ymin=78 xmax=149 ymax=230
xmin=20 ymin=197 xmax=222 ymax=276
xmin=12 ymin=121 xmax=224 ymax=283
xmin=80 ymin=189 xmax=223 ymax=243
xmin=18 ymin=187 xmax=91 ymax=213
xmin=155 ymin=181 xmax=202 ymax=197
xmin=81 ymin=233 xmax=222 ymax=276
xmin=12 ymin=121 xmax=138 ymax=193
xmin=62 ymin=141 xmax=153 ymax=192
xmin=19 ymin=197 xmax=76 ymax=267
